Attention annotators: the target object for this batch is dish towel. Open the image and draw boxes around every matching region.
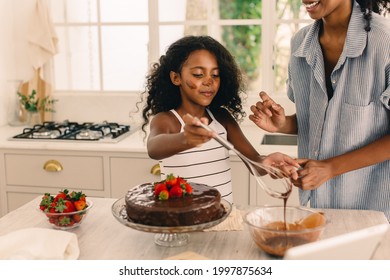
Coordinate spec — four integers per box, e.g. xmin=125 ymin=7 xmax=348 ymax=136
xmin=0 ymin=228 xmax=79 ymax=260
xmin=28 ymin=0 xmax=59 ymax=69
xmin=204 ymin=206 xmax=244 ymax=231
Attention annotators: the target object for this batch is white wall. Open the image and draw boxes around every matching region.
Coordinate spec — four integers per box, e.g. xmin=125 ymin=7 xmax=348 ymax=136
xmin=0 ymin=0 xmax=37 ymax=126
xmin=0 ymin=0 xmax=14 ymax=125
xmin=0 ymin=0 xmax=295 ymax=127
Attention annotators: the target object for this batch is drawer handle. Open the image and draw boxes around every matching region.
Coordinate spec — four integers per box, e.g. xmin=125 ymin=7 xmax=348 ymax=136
xmin=150 ymin=163 xmax=160 ymax=175
xmin=43 ymin=160 xmax=63 ymax=172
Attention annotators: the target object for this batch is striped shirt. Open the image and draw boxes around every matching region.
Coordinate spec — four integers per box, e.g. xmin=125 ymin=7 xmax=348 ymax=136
xmin=287 ymin=1 xmax=390 ymax=220
xmin=159 ymin=109 xmax=233 ymax=203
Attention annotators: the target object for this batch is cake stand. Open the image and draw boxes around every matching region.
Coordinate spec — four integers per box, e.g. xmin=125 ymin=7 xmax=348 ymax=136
xmin=111 ymin=197 xmax=232 ymax=247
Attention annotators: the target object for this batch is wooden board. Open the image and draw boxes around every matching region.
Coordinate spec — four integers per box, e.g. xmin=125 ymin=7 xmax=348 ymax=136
xmin=18 ymin=68 xmax=53 ymax=123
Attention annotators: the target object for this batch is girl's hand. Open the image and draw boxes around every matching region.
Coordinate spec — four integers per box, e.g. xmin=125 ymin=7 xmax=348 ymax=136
xmin=261 ymin=152 xmax=301 ymax=180
xmin=182 ymin=114 xmax=214 ymax=147
xmin=249 ymin=91 xmax=286 ymax=133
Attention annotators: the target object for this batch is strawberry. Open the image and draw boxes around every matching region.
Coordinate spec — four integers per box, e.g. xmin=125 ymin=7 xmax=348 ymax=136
xmin=70 ymin=190 xmax=86 ymax=202
xmin=74 ymin=200 xmax=86 ymax=211
xmin=177 ymin=177 xmax=187 ymax=185
xmin=58 ymin=215 xmax=74 ymax=227
xmin=184 ymin=183 xmax=193 ymax=195
xmin=169 ymin=185 xmax=183 ymax=198
xmin=53 ymin=189 xmax=69 ymax=203
xmin=39 ymin=193 xmax=53 ymax=211
xmin=159 ymin=189 xmax=169 ymax=200
xmin=53 ymin=198 xmax=75 ymax=213
xmin=165 ymin=174 xmax=177 ymax=186
xmin=154 ymin=183 xmax=167 ymax=196
xmin=72 ymin=213 xmax=83 ymax=223
xmin=63 ymin=200 xmax=76 ymax=213
xmin=48 ymin=217 xmax=58 ymax=224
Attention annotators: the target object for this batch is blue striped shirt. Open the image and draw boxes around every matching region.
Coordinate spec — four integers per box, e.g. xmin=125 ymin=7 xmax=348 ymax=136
xmin=159 ymin=109 xmax=233 ymax=203
xmin=287 ymin=1 xmax=390 ymax=220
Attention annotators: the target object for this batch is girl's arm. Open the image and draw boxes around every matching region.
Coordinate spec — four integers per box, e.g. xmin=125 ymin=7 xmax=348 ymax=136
xmin=147 ymin=112 xmax=214 ymax=160
xmin=214 ymin=109 xmax=300 ymax=171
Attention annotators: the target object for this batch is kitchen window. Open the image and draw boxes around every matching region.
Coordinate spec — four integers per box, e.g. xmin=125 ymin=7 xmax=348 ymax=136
xmin=49 ymin=0 xmax=312 ymax=96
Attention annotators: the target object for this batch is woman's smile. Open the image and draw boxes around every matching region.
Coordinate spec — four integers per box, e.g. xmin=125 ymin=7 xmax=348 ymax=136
xmin=303 ymin=0 xmax=321 ymax=13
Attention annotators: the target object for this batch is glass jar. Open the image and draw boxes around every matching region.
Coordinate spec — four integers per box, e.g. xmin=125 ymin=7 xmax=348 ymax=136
xmin=6 ymin=79 xmax=25 ymax=126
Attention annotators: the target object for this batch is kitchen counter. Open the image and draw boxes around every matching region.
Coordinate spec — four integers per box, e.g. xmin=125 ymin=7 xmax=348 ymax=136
xmin=0 ymin=196 xmax=388 ymax=260
xmin=0 ymin=124 xmax=297 ymax=156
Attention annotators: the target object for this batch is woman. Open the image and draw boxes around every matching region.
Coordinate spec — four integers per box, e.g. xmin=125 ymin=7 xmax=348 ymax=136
xmin=249 ymin=1 xmax=390 ymax=219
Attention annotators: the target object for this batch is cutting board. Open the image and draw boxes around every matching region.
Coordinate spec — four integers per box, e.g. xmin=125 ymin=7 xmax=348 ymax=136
xmin=19 ymin=67 xmax=53 ymax=122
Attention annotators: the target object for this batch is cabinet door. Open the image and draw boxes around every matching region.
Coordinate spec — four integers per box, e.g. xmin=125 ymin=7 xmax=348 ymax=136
xmin=110 ymin=157 xmax=160 ymax=198
xmin=232 ymin=155 xmax=300 ymax=207
xmin=230 ymin=159 xmax=250 ymax=206
xmin=252 ymin=177 xmax=300 ymax=206
xmin=5 ymin=154 xmax=104 ymax=190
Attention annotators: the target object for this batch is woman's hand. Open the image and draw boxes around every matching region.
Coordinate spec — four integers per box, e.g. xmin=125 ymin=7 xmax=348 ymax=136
xmin=292 ymin=159 xmax=335 ymax=190
xmin=249 ymin=91 xmax=287 ymax=133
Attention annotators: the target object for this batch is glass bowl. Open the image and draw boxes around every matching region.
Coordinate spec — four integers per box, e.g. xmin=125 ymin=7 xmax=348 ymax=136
xmin=244 ymin=206 xmax=327 ymax=257
xmin=39 ymin=200 xmax=93 ymax=230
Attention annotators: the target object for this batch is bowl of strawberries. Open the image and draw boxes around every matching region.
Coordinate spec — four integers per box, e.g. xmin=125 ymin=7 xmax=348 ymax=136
xmin=38 ymin=189 xmax=93 ymax=230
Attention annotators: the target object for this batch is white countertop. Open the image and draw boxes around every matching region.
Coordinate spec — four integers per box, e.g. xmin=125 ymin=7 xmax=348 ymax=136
xmin=0 ymin=124 xmax=297 ymax=157
xmin=0 ymin=196 xmax=388 ymax=260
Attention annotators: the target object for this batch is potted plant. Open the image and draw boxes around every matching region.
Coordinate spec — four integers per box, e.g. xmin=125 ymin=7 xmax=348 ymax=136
xmin=17 ymin=89 xmax=57 ymax=125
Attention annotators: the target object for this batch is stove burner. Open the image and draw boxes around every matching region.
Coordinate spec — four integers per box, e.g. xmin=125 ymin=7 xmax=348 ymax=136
xmin=32 ymin=130 xmax=61 ymax=139
xmin=76 ymin=129 xmax=103 ymax=140
xmin=11 ymin=120 xmax=131 ymax=143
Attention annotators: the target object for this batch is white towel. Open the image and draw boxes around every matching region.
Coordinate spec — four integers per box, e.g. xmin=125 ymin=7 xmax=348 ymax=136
xmin=0 ymin=228 xmax=79 ymax=260
xmin=28 ymin=0 xmax=59 ymax=69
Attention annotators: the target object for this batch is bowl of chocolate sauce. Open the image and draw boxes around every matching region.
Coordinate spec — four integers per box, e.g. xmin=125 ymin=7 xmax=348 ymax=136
xmin=244 ymin=206 xmax=327 ymax=257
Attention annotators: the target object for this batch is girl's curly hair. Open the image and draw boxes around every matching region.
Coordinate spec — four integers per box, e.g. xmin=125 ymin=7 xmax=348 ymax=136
xmin=138 ymin=35 xmax=246 ymax=134
xmin=356 ymin=0 xmax=390 ymax=31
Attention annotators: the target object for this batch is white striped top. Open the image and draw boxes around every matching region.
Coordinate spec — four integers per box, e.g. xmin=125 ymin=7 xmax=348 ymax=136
xmin=159 ymin=109 xmax=233 ymax=203
xmin=287 ymin=1 xmax=390 ymax=220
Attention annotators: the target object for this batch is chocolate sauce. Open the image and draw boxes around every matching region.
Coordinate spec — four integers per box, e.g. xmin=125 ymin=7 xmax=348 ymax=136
xmin=260 ymin=235 xmax=310 ymax=257
xmin=281 ymin=187 xmax=292 ymax=250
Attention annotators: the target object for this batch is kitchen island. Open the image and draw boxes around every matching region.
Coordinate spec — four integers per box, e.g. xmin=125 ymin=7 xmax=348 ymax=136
xmin=0 ymin=196 xmax=388 ymax=260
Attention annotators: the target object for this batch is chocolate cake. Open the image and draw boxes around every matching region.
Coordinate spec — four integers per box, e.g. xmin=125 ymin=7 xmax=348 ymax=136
xmin=125 ymin=182 xmax=225 ymax=226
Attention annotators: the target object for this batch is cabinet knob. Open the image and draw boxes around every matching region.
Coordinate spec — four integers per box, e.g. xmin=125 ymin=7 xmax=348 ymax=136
xmin=43 ymin=160 xmax=63 ymax=172
xmin=150 ymin=163 xmax=160 ymax=175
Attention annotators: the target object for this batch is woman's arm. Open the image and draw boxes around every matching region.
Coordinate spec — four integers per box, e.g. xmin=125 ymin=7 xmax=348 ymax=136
xmin=295 ymin=135 xmax=390 ymax=190
xmin=249 ymin=91 xmax=298 ymax=134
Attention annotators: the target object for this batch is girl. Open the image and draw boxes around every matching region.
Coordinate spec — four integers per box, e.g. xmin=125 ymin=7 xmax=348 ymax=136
xmin=140 ymin=35 xmax=299 ymax=203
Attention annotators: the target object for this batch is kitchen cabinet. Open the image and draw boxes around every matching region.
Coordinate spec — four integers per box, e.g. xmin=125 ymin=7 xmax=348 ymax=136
xmin=0 ymin=149 xmax=166 ymax=216
xmin=0 ymin=148 xmax=111 ymax=215
xmin=109 ymin=155 xmax=160 ymax=198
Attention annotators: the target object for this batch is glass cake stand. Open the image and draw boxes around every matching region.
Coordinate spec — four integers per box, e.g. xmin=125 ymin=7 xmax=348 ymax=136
xmin=111 ymin=197 xmax=232 ymax=247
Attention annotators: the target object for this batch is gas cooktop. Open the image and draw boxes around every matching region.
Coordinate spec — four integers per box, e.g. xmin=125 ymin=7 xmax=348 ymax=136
xmin=9 ymin=120 xmax=132 ymax=143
